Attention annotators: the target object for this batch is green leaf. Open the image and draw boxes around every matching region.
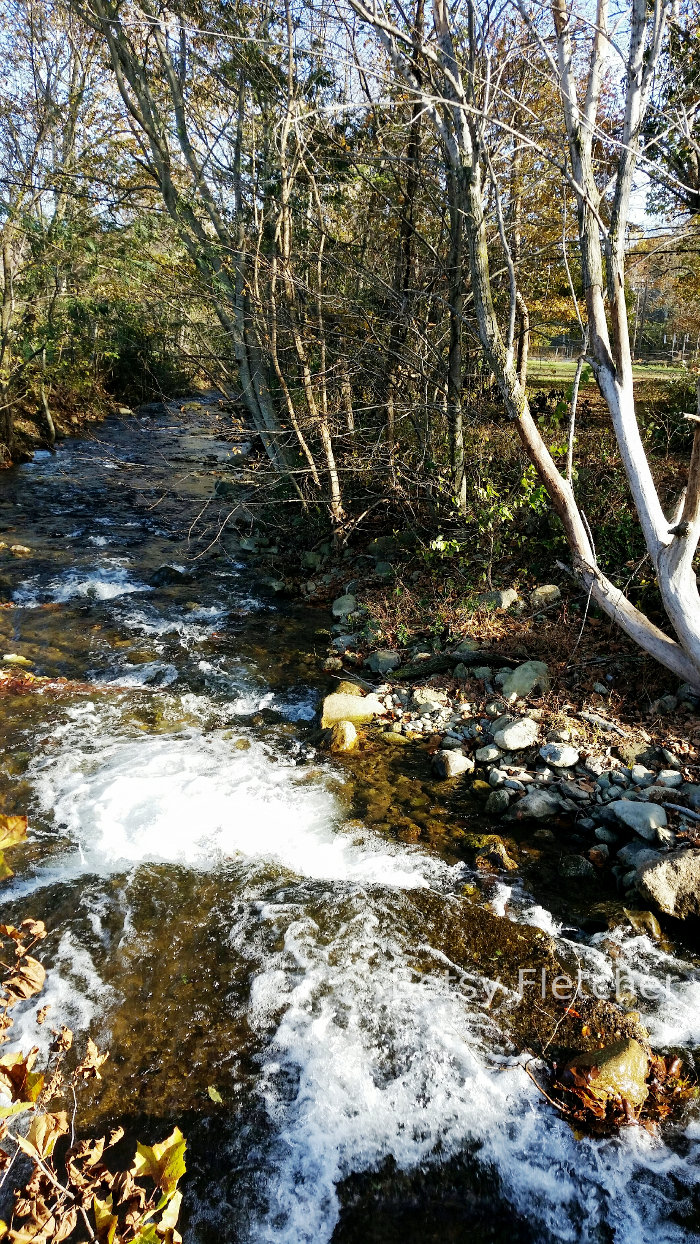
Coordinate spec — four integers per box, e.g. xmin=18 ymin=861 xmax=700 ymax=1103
xmin=207 ymin=1085 xmax=223 ymax=1104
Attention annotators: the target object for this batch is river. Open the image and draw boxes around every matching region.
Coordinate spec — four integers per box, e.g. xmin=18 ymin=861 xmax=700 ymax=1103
xmin=0 ymin=400 xmax=699 ymax=1243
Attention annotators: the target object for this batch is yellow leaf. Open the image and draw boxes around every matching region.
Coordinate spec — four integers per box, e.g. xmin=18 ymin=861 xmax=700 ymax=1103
xmin=206 ymin=1085 xmax=222 ymax=1104
xmin=0 ymin=816 xmax=27 ymax=852
xmin=158 ymin=1190 xmax=182 ymax=1233
xmin=132 ymin=1127 xmax=186 ymax=1195
xmin=0 ymin=1101 xmax=30 ymax=1120
xmin=93 ymin=1194 xmax=118 ymax=1244
xmin=2 ymin=655 xmax=32 ymax=666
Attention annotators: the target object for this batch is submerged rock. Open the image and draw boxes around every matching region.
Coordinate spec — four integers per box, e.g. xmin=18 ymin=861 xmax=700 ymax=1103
xmin=637 ymin=849 xmax=700 ymax=919
xmin=559 ymin=854 xmax=595 ymax=879
xmin=149 ymin=564 xmax=194 ymax=586
xmin=564 ymin=1038 xmax=649 ymax=1107
xmin=321 ymin=691 xmax=384 ymax=727
xmin=330 ymin=720 xmax=358 ymax=752
xmin=433 ymin=750 xmax=475 ymax=779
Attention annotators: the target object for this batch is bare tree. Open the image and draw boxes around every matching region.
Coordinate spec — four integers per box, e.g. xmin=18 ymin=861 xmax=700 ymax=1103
xmin=347 ymin=0 xmax=700 ymax=685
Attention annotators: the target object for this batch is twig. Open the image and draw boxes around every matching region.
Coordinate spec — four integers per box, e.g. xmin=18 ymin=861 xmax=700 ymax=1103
xmin=522 ymin=1058 xmax=572 ymax=1116
xmin=662 ymin=802 xmax=700 ymax=822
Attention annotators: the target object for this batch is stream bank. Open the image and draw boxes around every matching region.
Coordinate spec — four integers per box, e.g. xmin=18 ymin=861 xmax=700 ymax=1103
xmin=0 ymin=398 xmax=699 ymax=1242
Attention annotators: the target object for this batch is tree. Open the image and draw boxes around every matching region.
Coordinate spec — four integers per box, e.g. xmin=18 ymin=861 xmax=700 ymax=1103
xmin=347 ymin=0 xmax=700 ymax=686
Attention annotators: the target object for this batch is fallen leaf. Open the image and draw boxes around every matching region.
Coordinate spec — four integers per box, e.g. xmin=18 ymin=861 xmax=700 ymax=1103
xmin=206 ymin=1086 xmax=223 ymax=1104
xmin=75 ymin=1038 xmax=108 ymax=1080
xmin=17 ymin=1111 xmax=69 ymax=1160
xmin=132 ymin=1128 xmax=186 ymax=1195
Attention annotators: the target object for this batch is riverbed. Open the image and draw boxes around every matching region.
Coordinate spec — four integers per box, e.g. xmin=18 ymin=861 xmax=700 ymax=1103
xmin=0 ymin=401 xmax=699 ymax=1243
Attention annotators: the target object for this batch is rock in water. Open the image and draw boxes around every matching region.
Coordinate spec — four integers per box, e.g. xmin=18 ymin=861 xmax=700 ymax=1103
xmin=505 ymin=790 xmax=563 ymax=820
xmin=494 ymin=717 xmax=539 ymax=750
xmin=637 ymin=849 xmax=700 ymax=919
xmin=500 ymin=660 xmax=550 ymax=700
xmin=365 ymin=649 xmax=401 ymax=674
xmin=539 ymin=741 xmax=580 ymax=768
xmin=485 ymin=789 xmax=510 ymax=816
xmin=433 ymin=750 xmax=475 ymax=779
xmin=565 ymin=1039 xmax=649 ymax=1107
xmin=331 ymin=593 xmax=356 ymax=618
xmin=321 ymin=692 xmax=384 ymax=727
xmin=559 ymin=854 xmax=595 ymax=878
xmin=150 ymin=564 xmax=194 ymax=586
xmin=330 ymin=720 xmax=358 ymax=752
xmin=608 ymin=800 xmax=667 ymax=841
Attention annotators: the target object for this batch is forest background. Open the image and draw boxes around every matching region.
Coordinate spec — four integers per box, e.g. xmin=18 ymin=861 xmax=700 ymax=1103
xmin=1 ymin=0 xmax=700 ymax=678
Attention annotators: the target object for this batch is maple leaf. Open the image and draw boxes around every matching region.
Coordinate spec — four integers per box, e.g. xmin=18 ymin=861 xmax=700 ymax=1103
xmin=132 ymin=1128 xmax=186 ymax=1196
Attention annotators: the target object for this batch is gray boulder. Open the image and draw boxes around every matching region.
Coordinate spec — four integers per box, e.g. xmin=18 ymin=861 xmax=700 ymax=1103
xmin=485 ymin=789 xmax=510 ymax=816
xmin=530 ymin=584 xmax=561 ymax=609
xmin=637 ymin=849 xmax=700 ymax=919
xmin=505 ymin=790 xmax=563 ymax=821
xmin=477 ymin=588 xmax=519 ymax=610
xmin=500 ymin=660 xmax=550 ymax=700
xmin=494 ymin=717 xmax=539 ymax=751
xmin=332 ymin=593 xmax=356 ymax=618
xmin=412 ymin=687 xmax=448 ymax=712
xmin=365 ymin=649 xmax=401 ymax=674
xmin=608 ymin=800 xmax=667 ymax=842
xmin=476 ymin=743 xmax=502 ymax=763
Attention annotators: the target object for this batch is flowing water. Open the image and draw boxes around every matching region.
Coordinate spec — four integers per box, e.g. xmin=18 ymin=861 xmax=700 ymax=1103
xmin=0 ymin=402 xmax=700 ymax=1243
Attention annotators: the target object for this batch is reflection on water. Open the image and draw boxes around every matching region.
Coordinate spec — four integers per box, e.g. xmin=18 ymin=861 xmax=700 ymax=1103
xmin=0 ymin=404 xmax=698 ymax=1244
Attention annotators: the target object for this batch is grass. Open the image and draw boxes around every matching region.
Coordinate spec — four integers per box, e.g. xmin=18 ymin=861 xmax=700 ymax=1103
xmin=527 ymin=358 xmax=693 ymax=382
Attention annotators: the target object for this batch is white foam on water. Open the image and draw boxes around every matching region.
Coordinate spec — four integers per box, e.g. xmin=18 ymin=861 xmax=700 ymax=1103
xmin=28 ymin=716 xmax=434 ymax=888
xmin=100 ymin=661 xmax=179 ymax=689
xmin=8 ymin=932 xmax=113 ymax=1062
xmin=14 ymin=561 xmax=151 ymax=605
xmin=244 ymin=895 xmax=700 ymax=1244
xmin=119 ymin=603 xmax=225 ymax=644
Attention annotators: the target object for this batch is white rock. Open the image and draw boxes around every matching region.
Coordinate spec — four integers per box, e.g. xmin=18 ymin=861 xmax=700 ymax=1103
xmin=494 ymin=717 xmax=539 ymax=751
xmin=539 ymin=742 xmax=580 ymax=769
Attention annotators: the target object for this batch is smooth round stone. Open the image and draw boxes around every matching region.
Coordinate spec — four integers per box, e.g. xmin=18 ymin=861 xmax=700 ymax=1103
xmin=539 ymin=742 xmax=580 ymax=768
xmin=494 ymin=717 xmax=538 ymax=751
